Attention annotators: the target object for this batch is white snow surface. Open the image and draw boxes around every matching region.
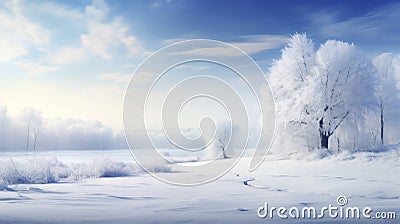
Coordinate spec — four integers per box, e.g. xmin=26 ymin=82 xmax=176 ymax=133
xmin=0 ymin=147 xmax=399 ymax=223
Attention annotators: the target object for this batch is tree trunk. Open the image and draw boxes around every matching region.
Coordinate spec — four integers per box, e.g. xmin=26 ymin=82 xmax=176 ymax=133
xmin=319 ymin=118 xmax=329 ymax=149
xmin=222 ymin=147 xmax=227 ymax=159
xmin=320 ymin=132 xmax=329 ymax=149
xmin=337 ymin=137 xmax=340 ymax=152
xmin=380 ymin=102 xmax=384 ymax=145
xmin=26 ymin=119 xmax=31 ymax=150
xmin=33 ymin=126 xmax=39 ymax=151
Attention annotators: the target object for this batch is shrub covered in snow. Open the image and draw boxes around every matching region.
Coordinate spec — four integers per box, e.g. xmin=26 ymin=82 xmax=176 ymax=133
xmin=0 ymin=156 xmax=170 ymax=185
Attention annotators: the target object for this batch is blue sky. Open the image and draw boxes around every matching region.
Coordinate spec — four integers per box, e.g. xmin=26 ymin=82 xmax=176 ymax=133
xmin=1 ymin=0 xmax=400 ymax=131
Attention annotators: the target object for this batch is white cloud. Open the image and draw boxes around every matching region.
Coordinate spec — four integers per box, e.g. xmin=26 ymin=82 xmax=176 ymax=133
xmin=232 ymin=35 xmax=288 ymax=54
xmin=123 ymin=64 xmax=138 ymax=68
xmin=85 ymin=0 xmax=109 ymax=20
xmin=0 ymin=33 xmax=27 ymax=61
xmin=310 ymin=2 xmax=400 ymax=40
xmin=0 ymin=1 xmax=50 ymax=62
xmin=44 ymin=0 xmax=143 ymax=64
xmin=81 ymin=17 xmax=142 ymax=59
xmin=163 ymin=37 xmax=196 ymax=45
xmin=14 ymin=61 xmax=59 ymax=76
xmin=168 ymin=35 xmax=287 ymax=57
xmin=26 ymin=1 xmax=85 ymax=22
xmin=97 ymin=73 xmax=131 ymax=85
xmin=150 ymin=1 xmax=162 ymax=10
xmin=170 ymin=46 xmax=243 ymax=57
xmin=48 ymin=47 xmax=88 ymax=64
xmin=1 ymin=0 xmax=144 ymax=65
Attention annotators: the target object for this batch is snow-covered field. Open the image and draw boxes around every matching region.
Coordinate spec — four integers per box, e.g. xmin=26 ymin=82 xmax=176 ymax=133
xmin=0 ymin=147 xmax=399 ymax=223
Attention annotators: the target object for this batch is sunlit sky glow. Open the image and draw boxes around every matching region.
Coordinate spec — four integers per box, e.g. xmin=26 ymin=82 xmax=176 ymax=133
xmin=1 ymin=0 xmax=400 ymax=131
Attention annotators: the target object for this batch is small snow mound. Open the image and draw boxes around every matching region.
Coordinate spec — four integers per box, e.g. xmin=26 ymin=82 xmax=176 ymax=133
xmin=289 ymin=149 xmax=333 ymax=161
xmin=362 ymin=144 xmax=400 ymax=153
xmin=334 ymin=150 xmax=355 ymax=161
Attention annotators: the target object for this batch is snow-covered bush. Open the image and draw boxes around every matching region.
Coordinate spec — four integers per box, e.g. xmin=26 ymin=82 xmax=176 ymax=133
xmin=0 ymin=156 xmax=66 ymax=184
xmin=0 ymin=156 xmax=170 ymax=185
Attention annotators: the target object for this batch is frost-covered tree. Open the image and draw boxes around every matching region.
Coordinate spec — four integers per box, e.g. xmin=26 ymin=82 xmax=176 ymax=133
xmin=373 ymin=53 xmax=400 ymax=145
xmin=269 ymin=33 xmax=318 ymax=152
xmin=215 ymin=126 xmax=229 ymax=159
xmin=312 ymin=40 xmax=375 ymax=149
xmin=0 ymin=107 xmax=7 ymax=132
xmin=23 ymin=108 xmax=42 ymax=151
xmin=205 ymin=121 xmax=232 ymax=159
xmin=270 ymin=35 xmax=376 ymax=152
xmin=0 ymin=106 xmax=8 ymax=150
